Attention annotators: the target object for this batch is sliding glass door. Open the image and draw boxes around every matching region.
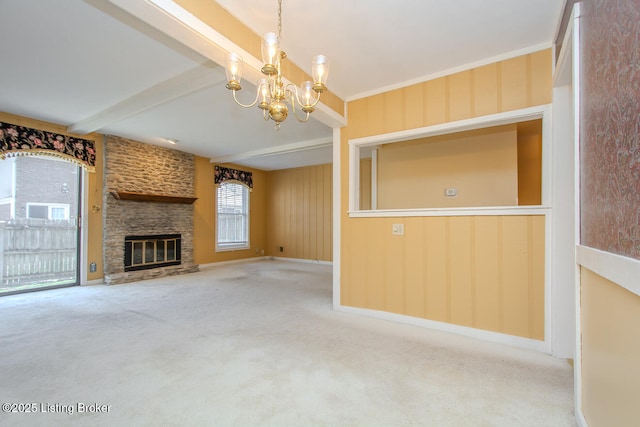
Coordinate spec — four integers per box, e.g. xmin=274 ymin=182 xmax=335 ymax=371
xmin=0 ymin=156 xmax=80 ymax=295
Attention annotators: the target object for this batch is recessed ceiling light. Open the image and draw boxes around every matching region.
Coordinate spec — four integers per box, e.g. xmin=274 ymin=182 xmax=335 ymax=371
xmin=166 ymin=138 xmax=178 ymax=145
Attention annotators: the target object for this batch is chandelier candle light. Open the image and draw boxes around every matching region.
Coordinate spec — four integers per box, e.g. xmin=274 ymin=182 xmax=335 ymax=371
xmin=224 ymin=0 xmax=329 ymax=130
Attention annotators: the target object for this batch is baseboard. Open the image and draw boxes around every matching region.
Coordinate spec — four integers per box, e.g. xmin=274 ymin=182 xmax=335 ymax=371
xmin=336 ymin=304 xmax=550 ymax=354
xmin=576 ymin=409 xmax=588 ymax=427
xmin=269 ymin=256 xmax=333 ymax=266
xmin=81 ymin=278 xmax=105 ymax=286
xmin=198 ymin=256 xmax=269 ymax=270
xmin=198 ymin=256 xmax=332 ymax=271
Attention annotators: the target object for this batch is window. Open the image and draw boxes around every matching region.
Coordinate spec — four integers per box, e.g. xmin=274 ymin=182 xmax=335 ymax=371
xmin=26 ymin=203 xmax=70 ymax=220
xmin=350 ymin=105 xmax=550 ymax=214
xmin=216 ymin=183 xmax=249 ymax=251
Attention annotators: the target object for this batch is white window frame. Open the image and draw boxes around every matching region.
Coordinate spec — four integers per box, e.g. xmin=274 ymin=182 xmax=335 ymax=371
xmin=26 ymin=202 xmax=70 ymax=220
xmin=348 ymin=105 xmax=552 ymax=216
xmin=215 ymin=182 xmax=250 ymax=252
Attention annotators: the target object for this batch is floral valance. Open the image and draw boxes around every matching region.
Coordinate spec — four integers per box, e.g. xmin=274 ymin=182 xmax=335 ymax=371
xmin=214 ymin=165 xmax=253 ymax=189
xmin=0 ymin=121 xmax=96 ymax=171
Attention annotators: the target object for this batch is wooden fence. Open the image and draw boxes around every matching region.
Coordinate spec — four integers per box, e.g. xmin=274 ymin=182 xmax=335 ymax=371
xmin=0 ymin=219 xmax=77 ymax=287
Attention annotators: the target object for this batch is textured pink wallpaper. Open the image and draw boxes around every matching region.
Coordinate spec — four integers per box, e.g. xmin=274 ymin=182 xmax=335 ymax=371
xmin=580 ymin=0 xmax=640 ymax=259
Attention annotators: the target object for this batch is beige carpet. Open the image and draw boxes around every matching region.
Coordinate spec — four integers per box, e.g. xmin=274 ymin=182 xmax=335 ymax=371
xmin=0 ymin=259 xmax=575 ymax=426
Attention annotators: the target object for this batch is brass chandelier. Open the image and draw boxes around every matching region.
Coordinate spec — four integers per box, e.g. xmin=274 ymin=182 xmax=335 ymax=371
xmin=224 ymin=0 xmax=329 ymax=130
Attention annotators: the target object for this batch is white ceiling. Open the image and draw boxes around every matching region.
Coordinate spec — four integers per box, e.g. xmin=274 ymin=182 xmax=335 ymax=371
xmin=0 ymin=0 xmax=564 ymax=171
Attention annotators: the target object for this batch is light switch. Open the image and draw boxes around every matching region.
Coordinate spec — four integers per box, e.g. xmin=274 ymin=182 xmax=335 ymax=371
xmin=392 ymin=224 xmax=404 ymax=235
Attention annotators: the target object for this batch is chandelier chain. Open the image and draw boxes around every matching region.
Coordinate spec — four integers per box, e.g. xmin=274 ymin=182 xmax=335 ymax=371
xmin=277 ymin=0 xmax=282 ymax=40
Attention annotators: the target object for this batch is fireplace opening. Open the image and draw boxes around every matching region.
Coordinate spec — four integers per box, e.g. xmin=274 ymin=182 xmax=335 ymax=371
xmin=124 ymin=234 xmax=181 ymax=272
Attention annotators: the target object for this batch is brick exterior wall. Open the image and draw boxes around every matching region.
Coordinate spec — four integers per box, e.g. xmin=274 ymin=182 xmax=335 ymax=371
xmin=103 ymin=136 xmax=198 ymax=284
xmin=10 ymin=157 xmax=79 ymax=221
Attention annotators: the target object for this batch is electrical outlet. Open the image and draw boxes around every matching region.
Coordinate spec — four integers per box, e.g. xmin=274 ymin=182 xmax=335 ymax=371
xmin=89 ymin=262 xmax=97 ymax=273
xmin=444 ymin=188 xmax=458 ymax=197
xmin=279 ymin=246 xmax=284 ymax=252
xmin=392 ymin=224 xmax=404 ymax=235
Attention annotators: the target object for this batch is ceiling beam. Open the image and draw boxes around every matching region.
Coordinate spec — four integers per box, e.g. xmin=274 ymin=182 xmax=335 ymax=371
xmin=68 ymin=64 xmax=225 ymax=134
xmin=209 ymin=138 xmax=333 ymax=165
xmin=102 ymin=0 xmax=346 ymax=129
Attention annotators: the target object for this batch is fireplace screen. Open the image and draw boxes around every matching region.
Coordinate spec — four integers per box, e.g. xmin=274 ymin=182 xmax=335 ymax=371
xmin=124 ymin=234 xmax=181 ymax=271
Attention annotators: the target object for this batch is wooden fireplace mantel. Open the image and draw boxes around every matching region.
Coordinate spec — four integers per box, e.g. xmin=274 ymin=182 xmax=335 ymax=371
xmin=110 ymin=191 xmax=197 ymax=204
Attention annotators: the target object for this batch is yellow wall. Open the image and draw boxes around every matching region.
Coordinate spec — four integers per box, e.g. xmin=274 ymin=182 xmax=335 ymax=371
xmin=0 ymin=112 xmax=104 ymax=282
xmin=581 ymin=268 xmax=640 ymax=426
xmin=342 ymin=49 xmax=552 ymax=339
xmin=193 ymin=158 xmax=267 ymax=264
xmin=341 ymin=215 xmax=545 ymax=339
xmin=347 ymin=50 xmax=552 ymax=140
xmin=0 ymin=114 xmax=330 ymax=273
xmin=265 ymin=163 xmax=332 ymax=261
xmin=173 ymin=0 xmax=344 ymax=117
xmin=517 ymin=120 xmax=542 ymax=205
xmin=377 ymin=125 xmax=518 ymax=209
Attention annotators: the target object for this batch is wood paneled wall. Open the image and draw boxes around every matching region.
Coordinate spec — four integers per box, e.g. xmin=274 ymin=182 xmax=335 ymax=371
xmin=341 ymin=215 xmax=545 ymax=339
xmin=359 ymin=158 xmax=372 ymax=210
xmin=347 ymin=50 xmax=552 ymax=140
xmin=517 ymin=121 xmax=543 ymax=205
xmin=377 ymin=125 xmax=519 ymax=209
xmin=193 ymin=159 xmax=267 ymax=264
xmin=342 ymin=49 xmax=552 ymax=340
xmin=266 ymin=164 xmax=332 ymax=261
xmin=581 ymin=268 xmax=640 ymax=427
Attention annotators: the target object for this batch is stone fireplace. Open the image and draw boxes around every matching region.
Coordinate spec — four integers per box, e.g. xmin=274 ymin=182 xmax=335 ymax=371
xmin=124 ymin=233 xmax=181 ymax=272
xmin=103 ymin=136 xmax=198 ymax=284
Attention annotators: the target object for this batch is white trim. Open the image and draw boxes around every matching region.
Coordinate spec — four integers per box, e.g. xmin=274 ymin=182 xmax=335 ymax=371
xmin=541 ymin=106 xmax=553 ymax=206
xmin=69 ymin=65 xmax=225 ymax=135
xmin=553 ymin=2 xmax=578 ymax=87
xmin=215 ymin=245 xmax=250 ymax=252
xmin=82 ymin=278 xmax=105 ymax=286
xmin=25 ymin=202 xmax=71 ymax=220
xmin=335 ymin=305 xmax=549 ymax=354
xmin=549 ymin=0 xmax=581 ymax=362
xmin=332 ymin=127 xmax=341 ymax=309
xmin=371 ymin=148 xmax=378 ymax=210
xmin=577 ymin=245 xmax=640 ymax=297
xmin=576 ymin=410 xmax=588 ymax=427
xmin=197 ymin=255 xmax=334 ymax=271
xmin=348 ymin=141 xmax=358 ymax=212
xmin=570 ymin=5 xmax=584 ymax=425
xmin=553 ymin=3 xmax=585 ymax=424
xmin=549 ymin=85 xmax=577 ymax=359
xmin=347 ymin=42 xmax=553 ymax=102
xmin=198 ymin=256 xmax=268 ymax=270
xmin=114 ymin=0 xmax=346 ymax=129
xmin=552 ymin=0 xmax=571 ymax=54
xmin=348 ymin=105 xmax=552 ymax=216
xmin=350 ymin=105 xmax=550 ymax=148
xmin=215 ymin=182 xmax=250 ymax=252
xmin=270 ymin=256 xmax=332 ymax=266
xmin=349 ymin=206 xmax=550 ymax=218
xmin=210 ymin=138 xmax=332 ymax=165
